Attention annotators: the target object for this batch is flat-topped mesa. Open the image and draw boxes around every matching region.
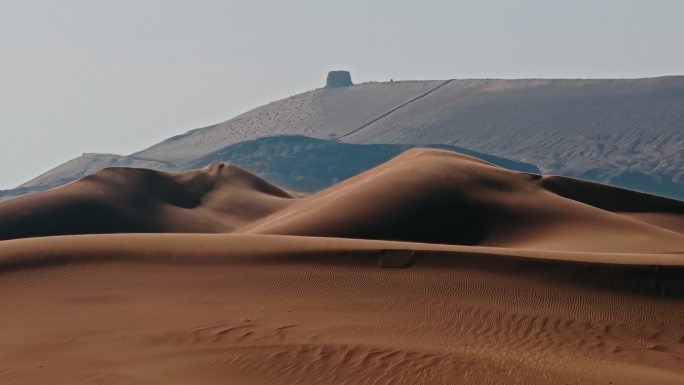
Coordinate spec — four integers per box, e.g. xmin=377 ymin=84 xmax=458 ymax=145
xmin=326 ymin=70 xmax=353 ymax=88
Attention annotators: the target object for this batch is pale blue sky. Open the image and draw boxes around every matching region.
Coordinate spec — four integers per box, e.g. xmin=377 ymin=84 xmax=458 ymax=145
xmin=1 ymin=0 xmax=682 ymax=187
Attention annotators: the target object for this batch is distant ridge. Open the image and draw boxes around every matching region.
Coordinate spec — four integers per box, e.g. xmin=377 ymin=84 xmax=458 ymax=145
xmin=338 ymin=79 xmax=454 ymax=139
xmin=5 ymin=76 xmax=684 ymax=200
xmin=131 ymin=76 xmax=684 ymax=199
xmin=1 ymin=136 xmax=539 ymax=199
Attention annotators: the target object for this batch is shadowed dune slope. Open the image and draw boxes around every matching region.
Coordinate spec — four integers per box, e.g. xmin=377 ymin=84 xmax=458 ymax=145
xmin=240 ymin=149 xmax=684 ymax=253
xmin=537 ymin=175 xmax=684 ymax=234
xmin=0 ymin=163 xmax=296 ymax=240
xmin=2 ymin=148 xmax=683 ymax=253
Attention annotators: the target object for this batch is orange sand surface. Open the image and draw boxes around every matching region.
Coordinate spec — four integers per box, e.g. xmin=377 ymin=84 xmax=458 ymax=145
xmin=1 ymin=149 xmax=683 ymax=384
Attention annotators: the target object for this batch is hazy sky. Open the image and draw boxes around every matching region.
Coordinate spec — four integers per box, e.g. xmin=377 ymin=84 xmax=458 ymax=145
xmin=1 ymin=0 xmax=683 ymax=188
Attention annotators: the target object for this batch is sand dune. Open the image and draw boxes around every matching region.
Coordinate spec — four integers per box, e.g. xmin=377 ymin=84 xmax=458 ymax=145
xmin=1 ymin=234 xmax=684 ymax=384
xmin=1 ymin=148 xmax=684 ymax=384
xmin=241 ymin=149 xmax=684 ymax=253
xmin=4 ymin=148 xmax=683 ymax=251
xmin=0 ymin=163 xmax=296 ymax=240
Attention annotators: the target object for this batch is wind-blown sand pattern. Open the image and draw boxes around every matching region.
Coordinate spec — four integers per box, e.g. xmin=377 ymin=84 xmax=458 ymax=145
xmin=1 ymin=149 xmax=683 ymax=384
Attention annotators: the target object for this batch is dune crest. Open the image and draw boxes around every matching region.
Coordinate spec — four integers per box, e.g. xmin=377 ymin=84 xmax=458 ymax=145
xmin=240 ymin=148 xmax=684 ymax=253
xmin=0 ymin=163 xmax=296 ymax=240
xmin=2 ymin=148 xmax=684 ymax=253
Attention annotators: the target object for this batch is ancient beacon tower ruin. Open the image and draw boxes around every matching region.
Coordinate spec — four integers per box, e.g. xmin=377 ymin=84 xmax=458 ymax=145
xmin=325 ymin=70 xmax=353 ymax=88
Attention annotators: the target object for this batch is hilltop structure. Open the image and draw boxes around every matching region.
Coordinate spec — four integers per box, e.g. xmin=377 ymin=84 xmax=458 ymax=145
xmin=326 ymin=70 xmax=353 ymax=88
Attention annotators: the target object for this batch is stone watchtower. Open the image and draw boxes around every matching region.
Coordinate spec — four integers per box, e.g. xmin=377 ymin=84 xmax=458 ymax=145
xmin=326 ymin=70 xmax=353 ymax=88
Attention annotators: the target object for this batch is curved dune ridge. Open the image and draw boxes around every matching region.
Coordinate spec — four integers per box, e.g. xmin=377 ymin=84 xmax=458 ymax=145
xmin=1 ymin=148 xmax=683 ymax=251
xmin=240 ymin=149 xmax=684 ymax=253
xmin=1 ymin=148 xmax=684 ymax=384
xmin=0 ymin=162 xmax=296 ymax=240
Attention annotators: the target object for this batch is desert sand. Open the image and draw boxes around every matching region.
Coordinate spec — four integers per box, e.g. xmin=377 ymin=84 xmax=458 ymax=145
xmin=1 ymin=149 xmax=683 ymax=384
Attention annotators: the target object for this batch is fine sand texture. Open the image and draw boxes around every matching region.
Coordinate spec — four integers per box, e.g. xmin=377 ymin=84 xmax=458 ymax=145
xmin=1 ymin=149 xmax=684 ymax=384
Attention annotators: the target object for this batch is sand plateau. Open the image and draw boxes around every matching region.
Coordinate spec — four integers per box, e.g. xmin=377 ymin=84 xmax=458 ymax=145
xmin=1 ymin=148 xmax=684 ymax=384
